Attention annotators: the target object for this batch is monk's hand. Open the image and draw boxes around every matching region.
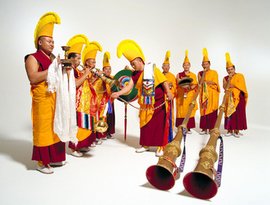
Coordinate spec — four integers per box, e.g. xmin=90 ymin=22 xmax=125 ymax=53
xmin=167 ymin=91 xmax=173 ymax=101
xmin=111 ymin=92 xmax=120 ymax=99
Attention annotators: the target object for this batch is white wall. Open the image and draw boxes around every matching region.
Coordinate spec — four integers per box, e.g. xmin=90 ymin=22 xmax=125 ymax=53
xmin=0 ymin=0 xmax=270 ymax=134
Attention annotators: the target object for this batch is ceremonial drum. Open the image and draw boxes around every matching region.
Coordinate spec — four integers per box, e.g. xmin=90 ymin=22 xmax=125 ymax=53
xmin=112 ymin=69 xmax=138 ymax=102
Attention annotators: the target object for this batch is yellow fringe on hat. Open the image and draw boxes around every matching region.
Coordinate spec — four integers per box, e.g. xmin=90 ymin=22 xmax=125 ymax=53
xmin=202 ymin=48 xmax=210 ymax=62
xmin=103 ymin=51 xmax=111 ymax=68
xmin=163 ymin=50 xmax=170 ymax=64
xmin=117 ymin=39 xmax=145 ymax=62
xmin=34 ymin=12 xmax=61 ymax=48
xmin=183 ymin=50 xmax=190 ymax=64
xmin=225 ymin=52 xmax=234 ymax=68
xmin=82 ymin=41 xmax=103 ymax=64
xmin=66 ymin=34 xmax=89 ymax=55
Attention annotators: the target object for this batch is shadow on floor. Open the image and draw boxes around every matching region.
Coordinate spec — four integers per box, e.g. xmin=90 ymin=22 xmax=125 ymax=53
xmin=114 ymin=128 xmax=140 ymax=149
xmin=0 ymin=133 xmax=35 ymax=170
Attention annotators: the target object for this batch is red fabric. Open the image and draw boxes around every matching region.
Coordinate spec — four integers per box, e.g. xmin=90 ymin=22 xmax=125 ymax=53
xmin=178 ymin=71 xmax=187 ymax=78
xmin=30 ymin=50 xmax=52 ymax=71
xmin=132 ymin=70 xmax=143 ymax=84
xmin=175 ymin=117 xmax=195 ymax=128
xmin=96 ymin=132 xmax=106 ymax=139
xmin=140 ymin=85 xmax=168 ymax=146
xmin=32 ymin=141 xmax=66 ymax=166
xmin=199 ymin=110 xmax=218 ymax=129
xmin=69 ymin=135 xmax=94 ymax=150
xmin=225 ymin=92 xmax=247 ymax=130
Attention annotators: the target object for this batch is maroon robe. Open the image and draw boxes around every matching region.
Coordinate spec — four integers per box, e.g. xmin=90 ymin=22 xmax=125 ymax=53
xmin=132 ymin=71 xmax=168 ymax=147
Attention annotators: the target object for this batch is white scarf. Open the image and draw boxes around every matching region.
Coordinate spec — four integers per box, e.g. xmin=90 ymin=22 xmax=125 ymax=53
xmin=47 ymin=59 xmax=78 ymax=144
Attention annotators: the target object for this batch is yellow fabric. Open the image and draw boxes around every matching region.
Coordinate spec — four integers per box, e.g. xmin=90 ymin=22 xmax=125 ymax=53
xmin=199 ymin=69 xmax=220 ymax=115
xmin=225 ymin=73 xmax=248 ymax=117
xmin=103 ymin=51 xmax=111 ymax=68
xmin=163 ymin=50 xmax=170 ymax=64
xmin=31 ymin=81 xmax=60 ymax=146
xmin=34 ymin=12 xmax=61 ymax=48
xmin=66 ymin=34 xmax=89 ymax=55
xmin=202 ymin=48 xmax=210 ymax=62
xmin=226 ymin=92 xmax=236 ymax=117
xmin=82 ymin=41 xmax=102 ymax=64
xmin=117 ymin=39 xmax=145 ymax=62
xmin=225 ymin=52 xmax=234 ymax=68
xmin=92 ymin=78 xmax=109 ymax=117
xmin=136 ymin=67 xmax=167 ymax=127
xmin=164 ymin=71 xmax=176 ymax=125
xmin=183 ymin=50 xmax=190 ymax=64
xmin=76 ymin=69 xmax=91 ymax=114
xmin=164 ymin=72 xmax=176 ymax=97
xmin=76 ymin=127 xmax=91 ymax=141
xmin=75 ymin=69 xmax=93 ymax=140
xmin=176 ymin=72 xmax=198 ymax=118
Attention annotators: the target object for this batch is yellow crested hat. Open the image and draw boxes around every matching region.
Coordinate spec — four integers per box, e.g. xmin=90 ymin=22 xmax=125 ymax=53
xmin=163 ymin=50 xmax=170 ymax=64
xmin=66 ymin=34 xmax=89 ymax=55
xmin=34 ymin=12 xmax=61 ymax=49
xmin=183 ymin=50 xmax=190 ymax=64
xmin=202 ymin=48 xmax=210 ymax=62
xmin=225 ymin=52 xmax=234 ymax=68
xmin=82 ymin=41 xmax=103 ymax=64
xmin=117 ymin=39 xmax=145 ymax=62
xmin=103 ymin=51 xmax=111 ymax=68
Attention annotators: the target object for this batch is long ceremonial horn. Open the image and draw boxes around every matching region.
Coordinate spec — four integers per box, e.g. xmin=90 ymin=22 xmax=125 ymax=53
xmin=182 ymin=74 xmax=232 ymax=200
xmin=145 ymin=69 xmax=207 ymax=191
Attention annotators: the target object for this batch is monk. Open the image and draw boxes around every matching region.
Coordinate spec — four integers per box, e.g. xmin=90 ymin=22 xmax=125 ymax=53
xmin=24 ymin=12 xmax=65 ymax=174
xmin=65 ymin=34 xmax=92 ymax=157
xmin=175 ymin=50 xmax=198 ymax=133
xmin=102 ymin=52 xmax=115 ymax=139
xmin=161 ymin=50 xmax=176 ymax=142
xmin=198 ymin=48 xmax=220 ymax=135
xmin=111 ymin=40 xmax=173 ymax=157
xmin=223 ymin=52 xmax=248 ymax=138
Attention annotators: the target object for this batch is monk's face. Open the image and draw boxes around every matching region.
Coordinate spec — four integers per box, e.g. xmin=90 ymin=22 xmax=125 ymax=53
xmin=162 ymin=63 xmax=170 ymax=73
xmin=226 ymin=66 xmax=235 ymax=76
xmin=71 ymin=54 xmax=81 ymax=68
xmin=38 ymin=36 xmax=54 ymax=54
xmin=85 ymin=58 xmax=96 ymax=69
xmin=202 ymin=61 xmax=210 ymax=70
xmin=183 ymin=62 xmax=191 ymax=72
xmin=103 ymin=66 xmax=111 ymax=76
xmin=130 ymin=58 xmax=144 ymax=71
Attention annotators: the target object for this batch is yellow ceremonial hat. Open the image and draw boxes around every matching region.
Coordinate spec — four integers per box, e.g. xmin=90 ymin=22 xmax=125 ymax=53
xmin=117 ymin=39 xmax=145 ymax=62
xmin=34 ymin=12 xmax=61 ymax=49
xmin=183 ymin=50 xmax=190 ymax=64
xmin=225 ymin=52 xmax=234 ymax=68
xmin=202 ymin=48 xmax=210 ymax=62
xmin=66 ymin=34 xmax=89 ymax=55
xmin=163 ymin=50 xmax=170 ymax=64
xmin=82 ymin=41 xmax=103 ymax=64
xmin=103 ymin=51 xmax=111 ymax=68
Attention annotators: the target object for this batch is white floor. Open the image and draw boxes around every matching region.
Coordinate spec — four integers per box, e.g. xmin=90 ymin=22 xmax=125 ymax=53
xmin=0 ymin=122 xmax=270 ymax=205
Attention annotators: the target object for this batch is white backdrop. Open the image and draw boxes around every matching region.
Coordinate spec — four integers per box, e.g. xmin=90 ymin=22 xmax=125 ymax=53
xmin=1 ymin=1 xmax=270 ymax=205
xmin=0 ymin=0 xmax=270 ymax=133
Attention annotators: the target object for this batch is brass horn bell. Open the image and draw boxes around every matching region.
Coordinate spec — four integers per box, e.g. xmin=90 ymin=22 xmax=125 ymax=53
xmin=146 ymin=127 xmax=183 ymax=190
xmin=94 ymin=120 xmax=108 ymax=133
